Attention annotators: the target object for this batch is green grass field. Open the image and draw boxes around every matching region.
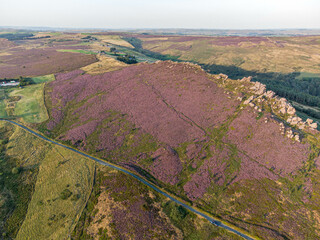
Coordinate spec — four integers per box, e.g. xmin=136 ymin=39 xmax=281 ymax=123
xmin=31 ymin=74 xmax=55 ymax=84
xmin=0 ymin=74 xmax=54 ymax=123
xmin=0 ymin=122 xmax=95 ymax=240
xmin=8 ymin=84 xmax=48 ymax=123
xmin=57 ymin=49 xmax=97 ymax=55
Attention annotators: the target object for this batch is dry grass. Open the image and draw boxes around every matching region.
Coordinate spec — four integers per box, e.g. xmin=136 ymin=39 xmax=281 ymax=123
xmin=0 ymin=52 xmax=12 ymax=56
xmin=86 ymin=189 xmax=116 ymax=239
xmin=94 ymin=35 xmax=134 ymax=48
xmin=2 ymin=122 xmax=95 ymax=240
xmin=140 ymin=36 xmax=320 ymax=73
xmin=81 ymin=54 xmax=127 ymax=75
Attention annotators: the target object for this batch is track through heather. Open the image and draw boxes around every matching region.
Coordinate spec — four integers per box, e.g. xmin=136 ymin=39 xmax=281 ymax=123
xmin=0 ymin=119 xmax=256 ymax=240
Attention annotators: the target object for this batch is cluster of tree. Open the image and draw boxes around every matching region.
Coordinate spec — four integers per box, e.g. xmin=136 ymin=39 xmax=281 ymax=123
xmin=116 ymin=54 xmax=138 ymax=64
xmin=0 ymin=77 xmax=35 ymax=87
xmin=261 ymin=78 xmax=320 ymax=107
xmin=109 ymin=47 xmax=117 ymax=53
xmin=81 ymin=35 xmax=97 ymax=41
xmin=27 ymin=36 xmax=50 ymax=40
xmin=18 ymin=76 xmax=34 ymax=87
xmin=294 ymin=105 xmax=320 ymax=120
xmin=0 ymin=33 xmax=34 ymax=41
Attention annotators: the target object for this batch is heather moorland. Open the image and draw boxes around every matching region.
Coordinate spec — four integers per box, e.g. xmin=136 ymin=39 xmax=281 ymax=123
xmin=1 ymin=29 xmax=320 ymax=240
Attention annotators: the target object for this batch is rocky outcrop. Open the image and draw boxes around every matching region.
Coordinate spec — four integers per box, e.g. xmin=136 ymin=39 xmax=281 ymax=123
xmin=237 ymin=77 xmax=318 ymax=142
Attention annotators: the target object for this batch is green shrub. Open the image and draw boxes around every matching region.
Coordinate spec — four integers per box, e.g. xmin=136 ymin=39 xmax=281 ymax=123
xmin=11 ymin=167 xmax=20 ymax=174
xmin=71 ymin=193 xmax=81 ymax=201
xmin=60 ymin=189 xmax=72 ymax=200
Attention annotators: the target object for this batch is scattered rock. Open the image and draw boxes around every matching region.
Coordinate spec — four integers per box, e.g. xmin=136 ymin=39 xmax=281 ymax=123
xmin=286 ymin=129 xmax=294 ymax=139
xmin=310 ymin=122 xmax=318 ymax=129
xmin=243 ymin=95 xmax=255 ymax=105
xmin=240 ymin=76 xmax=252 ymax=82
xmin=306 ymin=118 xmax=313 ymax=125
xmin=219 ymin=73 xmax=228 ymax=80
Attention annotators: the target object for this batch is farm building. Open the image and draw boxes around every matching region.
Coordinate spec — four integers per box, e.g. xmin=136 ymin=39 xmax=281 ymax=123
xmin=0 ymin=81 xmax=19 ymax=87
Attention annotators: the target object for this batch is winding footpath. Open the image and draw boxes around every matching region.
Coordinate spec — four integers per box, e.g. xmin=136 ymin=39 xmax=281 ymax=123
xmin=1 ymin=119 xmax=256 ymax=240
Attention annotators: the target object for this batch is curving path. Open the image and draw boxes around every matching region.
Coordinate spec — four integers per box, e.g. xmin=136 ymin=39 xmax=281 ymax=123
xmin=0 ymin=119 xmax=256 ymax=240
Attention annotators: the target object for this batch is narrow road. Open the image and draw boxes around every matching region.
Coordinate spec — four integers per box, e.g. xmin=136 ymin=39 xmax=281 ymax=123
xmin=1 ymin=119 xmax=256 ymax=240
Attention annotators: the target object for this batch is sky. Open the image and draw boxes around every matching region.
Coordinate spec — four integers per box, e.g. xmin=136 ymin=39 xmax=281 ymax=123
xmin=1 ymin=0 xmax=320 ymax=29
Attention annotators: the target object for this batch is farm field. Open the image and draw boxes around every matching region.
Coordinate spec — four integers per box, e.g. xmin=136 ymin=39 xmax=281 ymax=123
xmin=0 ymin=75 xmax=54 ymax=123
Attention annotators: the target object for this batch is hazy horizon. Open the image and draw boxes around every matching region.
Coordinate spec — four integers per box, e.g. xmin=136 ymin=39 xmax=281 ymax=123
xmin=1 ymin=0 xmax=320 ymax=29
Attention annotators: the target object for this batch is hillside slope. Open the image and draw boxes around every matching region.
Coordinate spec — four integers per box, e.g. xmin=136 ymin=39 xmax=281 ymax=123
xmin=137 ymin=35 xmax=320 ymax=74
xmin=40 ymin=61 xmax=320 ymax=239
xmin=0 ymin=122 xmax=95 ymax=240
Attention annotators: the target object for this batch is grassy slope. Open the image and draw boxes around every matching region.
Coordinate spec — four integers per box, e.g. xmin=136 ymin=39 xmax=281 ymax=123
xmin=0 ymin=122 xmax=95 ymax=240
xmin=92 ymin=35 xmax=134 ymax=48
xmin=139 ymin=36 xmax=320 ymax=74
xmin=81 ymin=55 xmax=127 ymax=75
xmin=31 ymin=74 xmax=55 ymax=84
